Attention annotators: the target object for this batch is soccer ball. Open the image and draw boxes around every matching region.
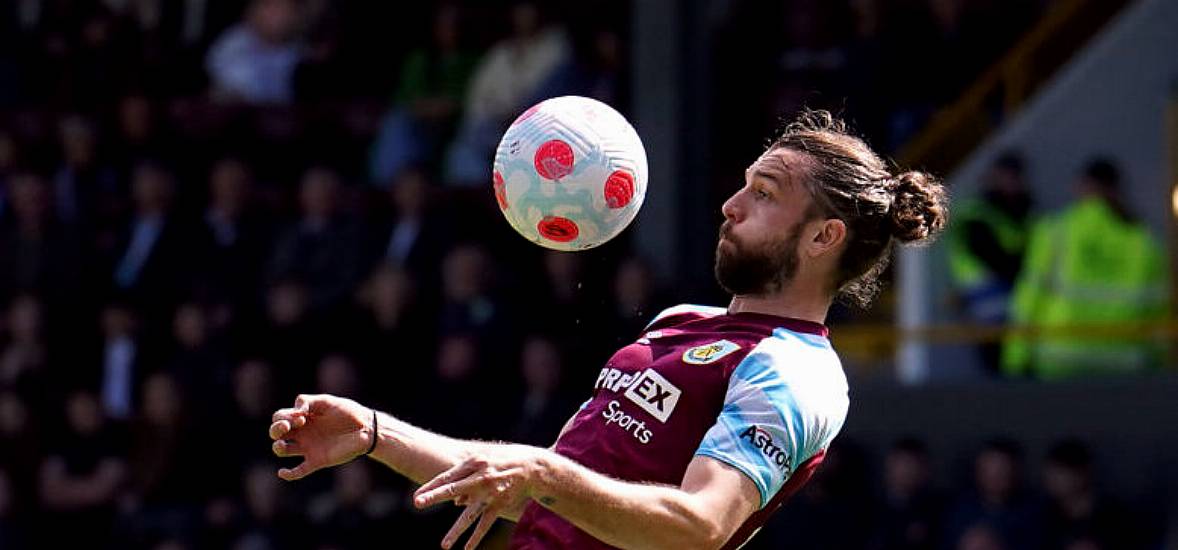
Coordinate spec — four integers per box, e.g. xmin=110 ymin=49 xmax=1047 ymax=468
xmin=492 ymin=96 xmax=648 ymax=251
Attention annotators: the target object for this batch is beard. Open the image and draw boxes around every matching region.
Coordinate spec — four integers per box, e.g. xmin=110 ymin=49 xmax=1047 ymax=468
xmin=714 ymin=221 xmax=801 ymax=296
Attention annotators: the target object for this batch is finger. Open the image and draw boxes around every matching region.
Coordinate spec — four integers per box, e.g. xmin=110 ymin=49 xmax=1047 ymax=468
xmin=294 ymin=394 xmax=312 ymax=411
xmin=271 ymin=407 xmax=308 ymax=425
xmin=441 ymin=502 xmax=485 ymax=549
xmin=272 ymin=439 xmax=302 ymax=457
xmin=465 ymin=509 xmax=499 ymax=550
xmin=414 ymin=462 xmax=478 ymax=505
xmin=277 ymin=460 xmax=320 ymax=481
xmin=415 ymin=474 xmax=487 ymax=509
xmin=269 ymin=420 xmax=291 ymax=440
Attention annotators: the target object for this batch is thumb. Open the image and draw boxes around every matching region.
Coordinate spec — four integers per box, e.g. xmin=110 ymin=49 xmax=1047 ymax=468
xmin=277 ymin=460 xmax=320 ymax=481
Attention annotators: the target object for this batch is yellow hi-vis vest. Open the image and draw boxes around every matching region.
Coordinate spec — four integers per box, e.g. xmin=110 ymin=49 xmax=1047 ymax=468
xmin=948 ymin=198 xmax=1028 ymax=290
xmin=1002 ymin=198 xmax=1169 ymax=378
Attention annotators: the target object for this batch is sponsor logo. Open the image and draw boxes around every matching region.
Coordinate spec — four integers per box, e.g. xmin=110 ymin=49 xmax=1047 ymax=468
xmin=594 ymin=367 xmax=682 ymax=424
xmin=602 ymin=400 xmax=651 ymax=444
xmin=740 ymin=426 xmax=791 ymax=474
xmin=595 ymin=367 xmax=638 ymax=393
xmin=682 ymin=340 xmax=741 ymax=365
xmin=623 ymin=369 xmax=681 ymax=423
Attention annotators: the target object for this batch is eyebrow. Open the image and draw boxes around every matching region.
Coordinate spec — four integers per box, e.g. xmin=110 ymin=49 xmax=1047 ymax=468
xmin=750 ymin=157 xmax=792 ymax=188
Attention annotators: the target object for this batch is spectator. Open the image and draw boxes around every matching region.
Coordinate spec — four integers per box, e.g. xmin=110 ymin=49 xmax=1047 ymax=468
xmin=348 ymin=265 xmax=432 ymax=412
xmin=0 ymin=172 xmax=83 ymax=303
xmin=307 ymin=461 xmax=399 ymax=549
xmin=38 ymin=390 xmax=127 ymax=547
xmin=369 ymin=5 xmax=478 ymax=185
xmin=108 ymin=93 xmax=175 ymax=178
xmin=763 ymin=441 xmax=877 ymax=548
xmin=0 ymin=468 xmax=25 ymax=548
xmin=525 ymin=24 xmax=623 ymax=107
xmin=204 ymin=359 xmax=282 ymax=546
xmin=531 ymin=250 xmax=608 ymax=366
xmin=0 ymin=131 xmax=16 ymax=219
xmin=268 ymin=166 xmax=363 ymax=313
xmin=957 ymin=524 xmax=1007 ymax=550
xmin=197 ymin=156 xmax=272 ymax=308
xmin=942 ymin=439 xmax=1040 ymax=550
xmin=420 ymin=333 xmax=499 ymax=438
xmin=606 ymin=256 xmax=668 ymax=348
xmin=1040 ymin=439 xmax=1143 ymax=550
xmin=0 ymin=294 xmax=48 ymax=397
xmin=123 ymin=373 xmax=207 ymax=545
xmin=315 ymin=353 xmax=361 ymax=400
xmin=444 ymin=1 xmax=569 ymax=184
xmin=224 ymin=360 xmax=280 ymax=465
xmin=510 ymin=334 xmax=577 ymax=446
xmin=437 ymin=243 xmax=509 ymax=343
xmin=769 ymin=2 xmax=848 ymax=121
xmin=108 ymin=160 xmax=192 ymax=318
xmin=0 ymin=392 xmax=40 ymax=523
xmin=165 ymin=302 xmax=231 ymax=414
xmin=252 ymin=279 xmax=321 ymax=396
xmin=233 ymin=462 xmax=307 ymax=549
xmin=372 ymin=168 xmax=451 ymax=287
xmin=946 ymin=152 xmax=1033 ymax=373
xmin=1003 ymin=158 xmax=1168 ymax=378
xmin=52 ymin=115 xmax=121 ymax=231
xmin=98 ymin=302 xmax=140 ymax=421
xmin=205 ymin=0 xmax=304 ymax=105
xmin=870 ymin=437 xmax=944 ymax=550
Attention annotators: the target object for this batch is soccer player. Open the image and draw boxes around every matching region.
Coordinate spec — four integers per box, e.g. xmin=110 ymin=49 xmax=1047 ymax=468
xmin=268 ymin=110 xmax=948 ymax=549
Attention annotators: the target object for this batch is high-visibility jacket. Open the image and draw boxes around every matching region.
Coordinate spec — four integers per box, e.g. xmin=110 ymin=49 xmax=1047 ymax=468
xmin=948 ymin=197 xmax=1029 ymax=321
xmin=1002 ymin=198 xmax=1169 ymax=378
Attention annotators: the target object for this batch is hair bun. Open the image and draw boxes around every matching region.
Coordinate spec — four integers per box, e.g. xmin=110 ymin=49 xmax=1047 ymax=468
xmin=888 ymin=170 xmax=948 ymax=243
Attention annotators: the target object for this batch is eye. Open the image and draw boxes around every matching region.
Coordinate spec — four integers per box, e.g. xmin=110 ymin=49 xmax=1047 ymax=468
xmin=753 ymin=186 xmax=771 ymax=200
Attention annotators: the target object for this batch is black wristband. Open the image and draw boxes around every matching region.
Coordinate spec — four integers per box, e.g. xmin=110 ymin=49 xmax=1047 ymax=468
xmin=364 ymin=409 xmax=379 ymax=456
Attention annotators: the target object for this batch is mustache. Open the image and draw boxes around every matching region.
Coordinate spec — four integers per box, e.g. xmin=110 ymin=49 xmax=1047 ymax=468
xmin=718 ymin=222 xmax=736 ymax=244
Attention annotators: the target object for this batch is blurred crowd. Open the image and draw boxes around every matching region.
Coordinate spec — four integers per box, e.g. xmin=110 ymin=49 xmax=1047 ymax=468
xmin=0 ymin=0 xmax=1162 ymax=549
xmin=751 ymin=436 xmax=1167 ymax=550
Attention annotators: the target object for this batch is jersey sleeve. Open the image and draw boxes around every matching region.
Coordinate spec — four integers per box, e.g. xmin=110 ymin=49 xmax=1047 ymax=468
xmin=693 ymin=336 xmax=847 ymax=508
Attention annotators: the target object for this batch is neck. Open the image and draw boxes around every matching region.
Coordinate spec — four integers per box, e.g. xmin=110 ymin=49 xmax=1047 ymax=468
xmin=727 ymin=276 xmax=831 ymax=324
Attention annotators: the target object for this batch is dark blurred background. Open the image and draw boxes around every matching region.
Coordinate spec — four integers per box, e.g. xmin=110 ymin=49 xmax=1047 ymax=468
xmin=0 ymin=0 xmax=1175 ymax=549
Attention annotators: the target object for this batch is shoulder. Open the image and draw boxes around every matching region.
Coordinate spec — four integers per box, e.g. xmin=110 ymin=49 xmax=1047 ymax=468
xmin=644 ymin=304 xmax=727 ymax=331
xmin=730 ymin=328 xmax=848 ymax=403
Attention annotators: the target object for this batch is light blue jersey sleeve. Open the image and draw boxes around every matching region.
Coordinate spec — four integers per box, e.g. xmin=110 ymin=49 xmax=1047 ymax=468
xmin=694 ymin=329 xmax=849 ymax=508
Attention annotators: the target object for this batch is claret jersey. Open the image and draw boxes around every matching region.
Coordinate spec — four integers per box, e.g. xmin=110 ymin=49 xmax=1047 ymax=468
xmin=511 ymin=304 xmax=850 ymax=549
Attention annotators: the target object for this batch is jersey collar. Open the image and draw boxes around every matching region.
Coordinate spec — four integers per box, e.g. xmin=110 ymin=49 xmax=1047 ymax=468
xmin=726 ymin=311 xmax=829 ymax=338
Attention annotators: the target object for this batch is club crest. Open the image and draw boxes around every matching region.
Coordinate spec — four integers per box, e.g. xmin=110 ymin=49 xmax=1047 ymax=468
xmin=682 ymin=340 xmax=741 ymax=364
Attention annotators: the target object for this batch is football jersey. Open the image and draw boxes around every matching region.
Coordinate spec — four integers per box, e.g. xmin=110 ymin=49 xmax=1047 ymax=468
xmin=510 ymin=304 xmax=849 ymax=549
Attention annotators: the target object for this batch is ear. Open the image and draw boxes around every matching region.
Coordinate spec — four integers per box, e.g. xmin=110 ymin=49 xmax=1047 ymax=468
xmin=805 ymin=218 xmax=846 ymax=258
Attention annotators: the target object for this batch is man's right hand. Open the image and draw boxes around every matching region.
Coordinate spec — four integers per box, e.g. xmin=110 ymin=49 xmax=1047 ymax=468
xmin=269 ymin=394 xmax=374 ymax=481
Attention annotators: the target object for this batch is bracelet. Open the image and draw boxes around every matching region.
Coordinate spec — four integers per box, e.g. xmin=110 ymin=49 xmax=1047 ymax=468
xmin=364 ymin=409 xmax=379 ymax=456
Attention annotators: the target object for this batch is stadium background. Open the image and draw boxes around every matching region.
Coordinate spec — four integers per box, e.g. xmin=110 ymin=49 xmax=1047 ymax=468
xmin=0 ymin=0 xmax=1175 ymax=549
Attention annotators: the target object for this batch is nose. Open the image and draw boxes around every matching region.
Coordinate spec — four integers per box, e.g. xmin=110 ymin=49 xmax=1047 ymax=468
xmin=721 ymin=190 xmax=742 ymax=222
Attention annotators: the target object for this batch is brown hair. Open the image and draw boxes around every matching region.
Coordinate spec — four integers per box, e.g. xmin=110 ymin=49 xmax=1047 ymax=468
xmin=772 ymin=110 xmax=948 ymax=307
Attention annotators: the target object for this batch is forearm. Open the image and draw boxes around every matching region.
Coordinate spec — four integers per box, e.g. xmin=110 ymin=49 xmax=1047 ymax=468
xmin=530 ymin=451 xmax=726 ymax=550
xmin=366 ymin=411 xmax=494 ymax=486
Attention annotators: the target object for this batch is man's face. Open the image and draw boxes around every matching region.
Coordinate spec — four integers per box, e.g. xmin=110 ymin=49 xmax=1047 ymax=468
xmin=715 ymin=148 xmax=816 ymax=296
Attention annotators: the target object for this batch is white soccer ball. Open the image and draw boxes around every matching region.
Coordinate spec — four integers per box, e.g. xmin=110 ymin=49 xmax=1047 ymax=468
xmin=492 ymin=95 xmax=648 ymax=251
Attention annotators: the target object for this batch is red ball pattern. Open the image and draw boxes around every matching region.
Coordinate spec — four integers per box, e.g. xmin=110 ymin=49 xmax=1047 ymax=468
xmin=492 ymin=171 xmax=508 ymax=210
xmin=537 ymin=216 xmax=579 ymax=242
xmin=534 ymin=140 xmax=575 ymax=180
xmin=603 ymin=170 xmax=635 ymax=209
